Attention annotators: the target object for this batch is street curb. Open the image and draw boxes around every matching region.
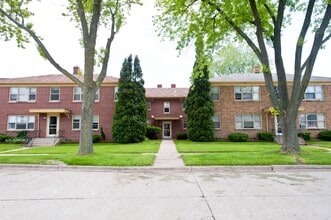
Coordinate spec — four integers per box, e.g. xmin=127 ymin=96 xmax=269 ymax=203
xmin=1 ymin=164 xmax=331 ymax=172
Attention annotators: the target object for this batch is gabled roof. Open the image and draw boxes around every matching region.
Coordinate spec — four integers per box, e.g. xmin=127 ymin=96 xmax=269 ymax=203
xmin=0 ymin=74 xmax=118 ymax=86
xmin=146 ymin=88 xmax=188 ymax=98
xmin=210 ymin=73 xmax=331 ymax=85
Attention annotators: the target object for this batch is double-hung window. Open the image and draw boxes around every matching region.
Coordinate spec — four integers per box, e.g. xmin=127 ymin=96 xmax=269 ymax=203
xmin=234 ymin=86 xmax=260 ymax=101
xmin=72 ymin=115 xmax=99 ymax=130
xmin=212 ymin=115 xmax=221 ymax=129
xmin=235 ymin=114 xmax=261 ymax=129
xmin=73 ymin=87 xmax=99 ymax=102
xmin=210 ymin=87 xmax=220 ymax=101
xmin=73 ymin=87 xmax=83 ymax=101
xmin=304 ymin=85 xmax=323 ymax=100
xmin=299 ymin=114 xmax=325 ymax=129
xmin=164 ymin=102 xmax=170 ymax=114
xmin=9 ymin=87 xmax=36 ymax=102
xmin=50 ymin=87 xmax=60 ymax=101
xmin=7 ymin=115 xmax=35 ymax=130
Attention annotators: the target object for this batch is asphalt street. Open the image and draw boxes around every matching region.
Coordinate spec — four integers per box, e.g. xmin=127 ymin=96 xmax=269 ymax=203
xmin=0 ymin=167 xmax=330 ymax=220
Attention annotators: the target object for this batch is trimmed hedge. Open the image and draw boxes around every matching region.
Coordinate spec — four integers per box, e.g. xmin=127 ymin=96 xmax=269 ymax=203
xmin=257 ymin=132 xmax=274 ymax=142
xmin=146 ymin=126 xmax=161 ymax=140
xmin=92 ymin=134 xmax=101 ymax=143
xmin=176 ymin=132 xmax=188 ymax=140
xmin=228 ymin=132 xmax=249 ymax=142
xmin=318 ymin=130 xmax=331 ymax=141
xmin=298 ymin=132 xmax=311 ymax=141
xmin=0 ymin=134 xmax=12 ymax=143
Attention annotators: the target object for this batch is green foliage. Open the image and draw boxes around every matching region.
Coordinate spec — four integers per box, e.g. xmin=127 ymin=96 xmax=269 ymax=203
xmin=298 ymin=132 xmax=311 ymax=141
xmin=185 ymin=46 xmax=214 ymax=142
xmin=318 ymin=130 xmax=331 ymax=141
xmin=228 ymin=132 xmax=249 ymax=142
xmin=92 ymin=134 xmax=100 ymax=143
xmin=146 ymin=126 xmax=161 ymax=140
xmin=0 ymin=134 xmax=12 ymax=143
xmin=257 ymin=132 xmax=274 ymax=142
xmin=176 ymin=132 xmax=188 ymax=140
xmin=210 ymin=43 xmax=260 ymax=75
xmin=112 ymin=55 xmax=147 ymax=143
xmin=100 ymin=126 xmax=106 ymax=141
xmin=16 ymin=130 xmax=28 ymax=139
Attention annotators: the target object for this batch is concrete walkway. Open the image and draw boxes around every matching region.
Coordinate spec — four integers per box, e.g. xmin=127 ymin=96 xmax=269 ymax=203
xmin=153 ymin=139 xmax=185 ymax=168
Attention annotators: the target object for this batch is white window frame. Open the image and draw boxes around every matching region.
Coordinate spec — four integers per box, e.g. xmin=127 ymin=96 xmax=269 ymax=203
xmin=299 ymin=113 xmax=325 ymax=129
xmin=72 ymin=115 xmax=99 ymax=130
xmin=7 ymin=115 xmax=35 ymax=131
xmin=234 ymin=86 xmax=260 ymax=101
xmin=50 ymin=87 xmax=60 ymax=102
xmin=164 ymin=101 xmax=170 ymax=114
xmin=212 ymin=115 xmax=221 ymax=129
xmin=114 ymin=87 xmax=119 ymax=102
xmin=303 ymin=85 xmax=323 ymax=101
xmin=9 ymin=87 xmax=36 ymax=102
xmin=92 ymin=115 xmax=99 ymax=130
xmin=72 ymin=115 xmax=81 ymax=130
xmin=73 ymin=87 xmax=83 ymax=102
xmin=235 ymin=114 xmax=261 ymax=129
xmin=73 ymin=87 xmax=99 ymax=102
xmin=211 ymin=87 xmax=220 ymax=101
xmin=183 ymin=118 xmax=188 ymax=129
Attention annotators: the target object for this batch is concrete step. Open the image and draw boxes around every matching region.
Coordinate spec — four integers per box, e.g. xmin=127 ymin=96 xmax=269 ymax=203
xmin=30 ymin=138 xmax=61 ymax=147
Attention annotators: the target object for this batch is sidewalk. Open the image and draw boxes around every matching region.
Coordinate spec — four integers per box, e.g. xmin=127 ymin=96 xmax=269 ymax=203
xmin=153 ymin=139 xmax=185 ymax=168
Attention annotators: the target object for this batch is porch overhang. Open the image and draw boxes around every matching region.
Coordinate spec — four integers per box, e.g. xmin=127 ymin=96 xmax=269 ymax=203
xmin=263 ymin=107 xmax=305 ymax=113
xmin=154 ymin=117 xmax=181 ymax=121
xmin=29 ymin=108 xmax=71 ymax=117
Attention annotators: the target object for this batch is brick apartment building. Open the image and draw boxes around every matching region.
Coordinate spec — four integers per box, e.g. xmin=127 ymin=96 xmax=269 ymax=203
xmin=0 ymin=71 xmax=330 ymax=143
xmin=146 ymin=84 xmax=188 ymax=139
xmin=0 ymin=73 xmax=118 ymax=142
xmin=210 ymin=73 xmax=331 ymax=139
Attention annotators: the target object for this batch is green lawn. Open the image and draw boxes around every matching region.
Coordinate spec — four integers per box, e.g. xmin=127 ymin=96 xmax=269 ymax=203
xmin=0 ymin=140 xmax=160 ymax=166
xmin=175 ymin=140 xmax=331 ymax=166
xmin=0 ymin=144 xmax=22 ymax=152
xmin=307 ymin=140 xmax=331 ymax=149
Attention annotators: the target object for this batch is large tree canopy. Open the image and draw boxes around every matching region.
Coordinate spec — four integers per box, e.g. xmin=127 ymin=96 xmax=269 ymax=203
xmin=210 ymin=43 xmax=260 ymax=76
xmin=0 ymin=0 xmax=141 ymax=155
xmin=155 ymin=0 xmax=331 ymax=154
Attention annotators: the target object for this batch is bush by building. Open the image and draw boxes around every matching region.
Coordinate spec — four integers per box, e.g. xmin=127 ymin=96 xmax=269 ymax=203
xmin=228 ymin=132 xmax=249 ymax=142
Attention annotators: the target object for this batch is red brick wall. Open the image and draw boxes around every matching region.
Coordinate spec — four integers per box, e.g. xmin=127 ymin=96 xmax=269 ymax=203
xmin=147 ymin=98 xmax=186 ymax=139
xmin=213 ymin=84 xmax=331 ymax=139
xmin=0 ymin=86 xmax=116 ymax=141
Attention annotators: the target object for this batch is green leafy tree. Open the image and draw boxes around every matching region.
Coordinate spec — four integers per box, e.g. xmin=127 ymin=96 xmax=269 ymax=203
xmin=0 ymin=0 xmax=141 ymax=155
xmin=112 ymin=55 xmax=147 ymax=143
xmin=185 ymin=43 xmax=214 ymax=142
xmin=210 ymin=43 xmax=260 ymax=76
xmin=155 ymin=0 xmax=331 ymax=154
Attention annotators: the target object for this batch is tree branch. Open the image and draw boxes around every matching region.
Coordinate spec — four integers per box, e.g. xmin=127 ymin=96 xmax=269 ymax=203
xmin=0 ymin=7 xmax=83 ymax=86
xmin=96 ymin=0 xmax=119 ymax=86
xmin=201 ymin=0 xmax=262 ymax=62
xmin=75 ymin=0 xmax=89 ymax=46
xmin=263 ymin=3 xmax=276 ymax=25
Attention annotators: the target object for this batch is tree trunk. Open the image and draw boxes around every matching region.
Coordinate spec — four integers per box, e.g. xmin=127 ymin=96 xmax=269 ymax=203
xmin=280 ymin=110 xmax=301 ymax=154
xmin=78 ymin=83 xmax=95 ymax=155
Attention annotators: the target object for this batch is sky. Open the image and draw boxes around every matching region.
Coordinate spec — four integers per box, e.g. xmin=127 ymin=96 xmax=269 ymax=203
xmin=0 ymin=0 xmax=330 ymax=88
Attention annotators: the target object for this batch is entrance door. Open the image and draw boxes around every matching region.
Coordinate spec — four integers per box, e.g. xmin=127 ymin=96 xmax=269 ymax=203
xmin=162 ymin=122 xmax=171 ymax=139
xmin=275 ymin=116 xmax=282 ymax=135
xmin=48 ymin=115 xmax=59 ymax=136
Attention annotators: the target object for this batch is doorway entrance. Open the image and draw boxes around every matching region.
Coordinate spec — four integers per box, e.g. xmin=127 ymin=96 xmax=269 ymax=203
xmin=162 ymin=122 xmax=171 ymax=139
xmin=47 ymin=115 xmax=59 ymax=137
xmin=275 ymin=116 xmax=282 ymax=135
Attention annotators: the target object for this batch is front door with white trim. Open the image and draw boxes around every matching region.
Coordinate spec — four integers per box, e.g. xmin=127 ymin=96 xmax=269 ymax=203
xmin=47 ymin=115 xmax=59 ymax=137
xmin=162 ymin=122 xmax=171 ymax=139
xmin=275 ymin=116 xmax=282 ymax=135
